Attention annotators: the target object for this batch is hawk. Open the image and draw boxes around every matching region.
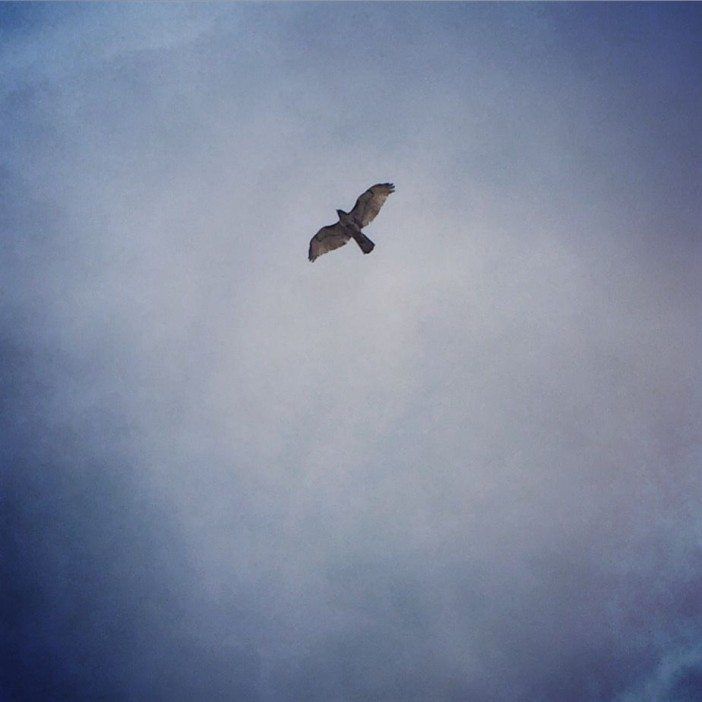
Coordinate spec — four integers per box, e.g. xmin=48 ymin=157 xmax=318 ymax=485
xmin=308 ymin=183 xmax=395 ymax=262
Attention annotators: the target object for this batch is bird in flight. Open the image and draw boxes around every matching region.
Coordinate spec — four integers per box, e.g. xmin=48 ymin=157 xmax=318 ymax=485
xmin=308 ymin=183 xmax=395 ymax=262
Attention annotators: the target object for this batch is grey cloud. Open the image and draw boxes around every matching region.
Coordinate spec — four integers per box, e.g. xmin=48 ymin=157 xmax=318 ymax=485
xmin=2 ymin=5 xmax=701 ymax=701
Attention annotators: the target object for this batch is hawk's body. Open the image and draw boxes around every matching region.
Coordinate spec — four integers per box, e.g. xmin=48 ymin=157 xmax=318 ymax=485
xmin=308 ymin=183 xmax=395 ymax=262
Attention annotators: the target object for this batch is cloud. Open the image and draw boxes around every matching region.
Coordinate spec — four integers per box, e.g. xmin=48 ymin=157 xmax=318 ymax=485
xmin=2 ymin=4 xmax=701 ymax=700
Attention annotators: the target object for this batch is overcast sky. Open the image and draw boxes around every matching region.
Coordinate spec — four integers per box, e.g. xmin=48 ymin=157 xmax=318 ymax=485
xmin=2 ymin=4 xmax=701 ymax=701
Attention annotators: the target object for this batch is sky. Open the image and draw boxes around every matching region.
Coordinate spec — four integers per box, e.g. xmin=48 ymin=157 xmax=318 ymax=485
xmin=1 ymin=3 xmax=701 ymax=700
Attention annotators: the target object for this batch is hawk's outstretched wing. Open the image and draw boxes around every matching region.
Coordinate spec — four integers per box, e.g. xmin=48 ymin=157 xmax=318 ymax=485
xmin=349 ymin=183 xmax=395 ymax=228
xmin=308 ymin=223 xmax=351 ymax=262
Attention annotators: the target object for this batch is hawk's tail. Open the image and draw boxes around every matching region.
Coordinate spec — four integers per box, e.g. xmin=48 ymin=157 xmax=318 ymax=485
xmin=351 ymin=231 xmax=375 ymax=255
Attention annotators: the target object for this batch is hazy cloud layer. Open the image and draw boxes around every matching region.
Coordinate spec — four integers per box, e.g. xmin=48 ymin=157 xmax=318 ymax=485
xmin=2 ymin=5 xmax=701 ymax=700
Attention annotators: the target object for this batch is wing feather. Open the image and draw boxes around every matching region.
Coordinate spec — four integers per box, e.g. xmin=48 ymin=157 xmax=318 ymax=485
xmin=308 ymin=223 xmax=351 ymax=262
xmin=349 ymin=183 xmax=395 ymax=228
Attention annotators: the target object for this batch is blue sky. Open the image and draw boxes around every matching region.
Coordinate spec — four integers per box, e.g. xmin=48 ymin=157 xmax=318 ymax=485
xmin=2 ymin=4 xmax=701 ymax=700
